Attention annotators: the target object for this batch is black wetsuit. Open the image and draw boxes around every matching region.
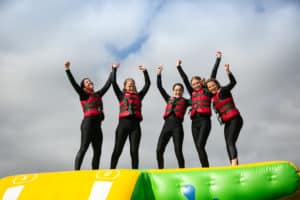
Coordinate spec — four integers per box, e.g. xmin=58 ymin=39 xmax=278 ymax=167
xmin=110 ymin=68 xmax=150 ymax=169
xmin=177 ymin=57 xmax=220 ymax=167
xmin=213 ymin=71 xmax=243 ymax=161
xmin=156 ymin=74 xmax=190 ymax=169
xmin=65 ymin=69 xmax=111 ymax=170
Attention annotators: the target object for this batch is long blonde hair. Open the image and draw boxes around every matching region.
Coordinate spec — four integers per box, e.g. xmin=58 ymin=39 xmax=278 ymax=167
xmin=123 ymin=78 xmax=137 ymax=93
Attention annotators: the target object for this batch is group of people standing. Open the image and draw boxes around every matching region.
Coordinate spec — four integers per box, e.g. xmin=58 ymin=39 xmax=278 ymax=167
xmin=64 ymin=51 xmax=243 ymax=170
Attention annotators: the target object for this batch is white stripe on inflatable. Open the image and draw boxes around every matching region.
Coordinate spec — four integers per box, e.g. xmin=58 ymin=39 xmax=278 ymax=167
xmin=2 ymin=186 xmax=24 ymax=200
xmin=88 ymin=181 xmax=112 ymax=200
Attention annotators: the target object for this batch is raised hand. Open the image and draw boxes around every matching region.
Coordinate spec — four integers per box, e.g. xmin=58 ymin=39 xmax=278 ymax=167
xmin=64 ymin=61 xmax=70 ymax=70
xmin=216 ymin=51 xmax=222 ymax=58
xmin=157 ymin=65 xmax=163 ymax=75
xmin=138 ymin=65 xmax=146 ymax=71
xmin=176 ymin=59 xmax=182 ymax=67
xmin=112 ymin=62 xmax=120 ymax=68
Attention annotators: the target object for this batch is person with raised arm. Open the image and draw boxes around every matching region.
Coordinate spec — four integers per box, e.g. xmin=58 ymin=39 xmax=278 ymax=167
xmin=64 ymin=61 xmax=112 ymax=170
xmin=110 ymin=63 xmax=150 ymax=169
xmin=156 ymin=65 xmax=190 ymax=169
xmin=206 ymin=64 xmax=243 ymax=166
xmin=176 ymin=52 xmax=221 ymax=167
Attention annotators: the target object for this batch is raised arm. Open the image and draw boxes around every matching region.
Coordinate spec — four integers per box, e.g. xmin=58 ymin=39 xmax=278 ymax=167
xmin=156 ymin=65 xmax=170 ymax=102
xmin=95 ymin=70 xmax=112 ymax=97
xmin=137 ymin=65 xmax=151 ymax=100
xmin=64 ymin=61 xmax=85 ymax=96
xmin=210 ymin=51 xmax=222 ymax=79
xmin=176 ymin=60 xmax=193 ymax=95
xmin=111 ymin=63 xmax=123 ymax=101
xmin=222 ymin=64 xmax=237 ymax=91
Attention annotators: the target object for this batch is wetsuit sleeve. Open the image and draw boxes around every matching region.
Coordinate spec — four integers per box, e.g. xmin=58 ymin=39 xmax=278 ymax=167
xmin=112 ymin=67 xmax=123 ymax=101
xmin=186 ymin=99 xmax=191 ymax=107
xmin=210 ymin=57 xmax=221 ymax=79
xmin=65 ymin=69 xmax=86 ymax=97
xmin=176 ymin=65 xmax=193 ymax=95
xmin=157 ymin=74 xmax=170 ymax=102
xmin=138 ymin=70 xmax=151 ymax=100
xmin=222 ymin=72 xmax=237 ymax=92
xmin=96 ymin=72 xmax=112 ymax=97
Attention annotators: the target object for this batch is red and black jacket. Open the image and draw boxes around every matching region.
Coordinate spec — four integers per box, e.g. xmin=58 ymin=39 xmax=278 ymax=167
xmin=190 ymin=89 xmax=212 ymax=118
xmin=112 ymin=68 xmax=150 ymax=122
xmin=65 ymin=69 xmax=111 ymax=121
xmin=212 ymin=91 xmax=239 ymax=122
xmin=163 ymin=97 xmax=188 ymax=120
xmin=80 ymin=94 xmax=104 ymax=118
xmin=119 ymin=92 xmax=142 ymax=120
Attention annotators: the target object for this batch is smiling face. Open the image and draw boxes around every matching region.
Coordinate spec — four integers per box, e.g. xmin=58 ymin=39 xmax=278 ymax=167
xmin=206 ymin=80 xmax=219 ymax=94
xmin=82 ymin=78 xmax=94 ymax=91
xmin=173 ymin=84 xmax=184 ymax=98
xmin=191 ymin=77 xmax=202 ymax=91
xmin=124 ymin=79 xmax=136 ymax=93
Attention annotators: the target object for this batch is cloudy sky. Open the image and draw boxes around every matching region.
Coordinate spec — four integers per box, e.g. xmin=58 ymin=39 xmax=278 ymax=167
xmin=0 ymin=0 xmax=299 ymax=177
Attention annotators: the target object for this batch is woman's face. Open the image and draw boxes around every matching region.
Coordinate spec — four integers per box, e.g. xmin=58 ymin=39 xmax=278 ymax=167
xmin=207 ymin=81 xmax=219 ymax=94
xmin=173 ymin=85 xmax=183 ymax=98
xmin=83 ymin=79 xmax=94 ymax=91
xmin=191 ymin=78 xmax=202 ymax=91
xmin=125 ymin=80 xmax=136 ymax=93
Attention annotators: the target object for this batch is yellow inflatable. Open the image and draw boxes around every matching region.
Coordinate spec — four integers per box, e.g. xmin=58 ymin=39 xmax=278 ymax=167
xmin=0 ymin=170 xmax=140 ymax=200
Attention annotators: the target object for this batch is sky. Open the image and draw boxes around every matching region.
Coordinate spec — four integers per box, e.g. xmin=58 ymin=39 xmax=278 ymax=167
xmin=0 ymin=0 xmax=299 ymax=178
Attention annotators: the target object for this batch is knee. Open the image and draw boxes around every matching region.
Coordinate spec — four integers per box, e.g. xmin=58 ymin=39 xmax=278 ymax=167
xmin=130 ymin=148 xmax=138 ymax=157
xmin=78 ymin=145 xmax=89 ymax=154
xmin=156 ymin=146 xmax=165 ymax=155
xmin=93 ymin=148 xmax=101 ymax=156
xmin=196 ymin=143 xmax=206 ymax=151
xmin=226 ymin=140 xmax=235 ymax=148
xmin=112 ymin=147 xmax=122 ymax=157
xmin=174 ymin=149 xmax=183 ymax=157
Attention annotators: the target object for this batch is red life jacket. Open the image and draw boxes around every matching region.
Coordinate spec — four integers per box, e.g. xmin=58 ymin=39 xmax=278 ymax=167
xmin=163 ymin=97 xmax=188 ymax=120
xmin=212 ymin=91 xmax=239 ymax=122
xmin=190 ymin=88 xmax=212 ymax=118
xmin=119 ymin=92 xmax=142 ymax=120
xmin=80 ymin=94 xmax=104 ymax=118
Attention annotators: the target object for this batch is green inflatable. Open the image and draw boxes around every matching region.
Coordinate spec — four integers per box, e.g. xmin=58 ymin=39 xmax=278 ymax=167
xmin=132 ymin=161 xmax=299 ymax=200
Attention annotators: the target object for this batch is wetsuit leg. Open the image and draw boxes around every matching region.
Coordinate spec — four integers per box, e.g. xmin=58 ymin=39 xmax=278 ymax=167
xmin=91 ymin=121 xmax=102 ymax=169
xmin=224 ymin=115 xmax=243 ymax=160
xmin=156 ymin=123 xmax=172 ymax=169
xmin=110 ymin=122 xmax=130 ymax=169
xmin=172 ymin=125 xmax=185 ymax=168
xmin=129 ymin=123 xmax=141 ymax=169
xmin=75 ymin=117 xmax=93 ymax=170
xmin=191 ymin=116 xmax=211 ymax=167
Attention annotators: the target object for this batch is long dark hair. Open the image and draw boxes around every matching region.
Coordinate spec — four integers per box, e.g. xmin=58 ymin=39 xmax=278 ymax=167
xmin=205 ymin=78 xmax=221 ymax=88
xmin=80 ymin=78 xmax=89 ymax=89
xmin=123 ymin=78 xmax=137 ymax=93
